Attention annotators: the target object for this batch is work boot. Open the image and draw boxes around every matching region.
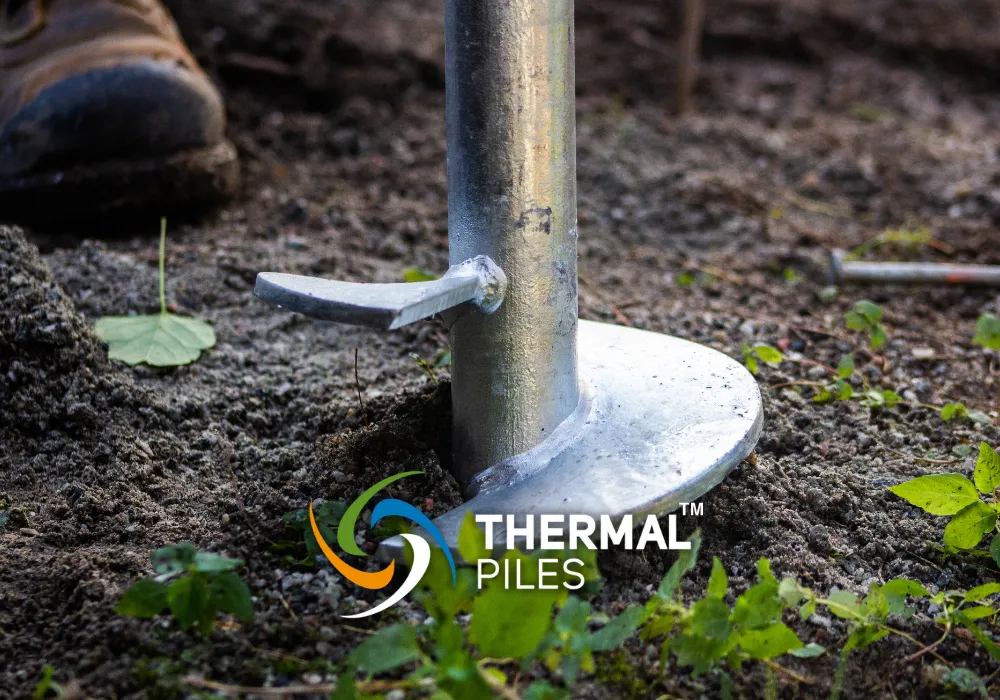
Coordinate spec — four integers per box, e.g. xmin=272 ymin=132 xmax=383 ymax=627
xmin=0 ymin=0 xmax=238 ymax=222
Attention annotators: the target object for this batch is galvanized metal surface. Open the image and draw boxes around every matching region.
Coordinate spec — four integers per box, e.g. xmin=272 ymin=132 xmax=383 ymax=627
xmin=381 ymin=319 xmax=764 ymax=557
xmin=830 ymin=249 xmax=1000 ymax=286
xmin=446 ymin=0 xmax=580 ymax=483
xmin=254 ymin=255 xmax=507 ymax=331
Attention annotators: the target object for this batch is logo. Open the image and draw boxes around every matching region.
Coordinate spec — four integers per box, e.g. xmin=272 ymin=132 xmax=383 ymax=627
xmin=309 ymin=471 xmax=456 ymax=618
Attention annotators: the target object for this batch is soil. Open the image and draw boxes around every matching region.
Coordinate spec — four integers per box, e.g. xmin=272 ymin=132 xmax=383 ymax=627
xmin=4 ymin=0 xmax=1000 ymax=697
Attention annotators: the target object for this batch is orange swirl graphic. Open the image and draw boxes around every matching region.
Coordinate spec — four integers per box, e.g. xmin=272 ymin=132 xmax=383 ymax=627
xmin=309 ymin=500 xmax=394 ymax=590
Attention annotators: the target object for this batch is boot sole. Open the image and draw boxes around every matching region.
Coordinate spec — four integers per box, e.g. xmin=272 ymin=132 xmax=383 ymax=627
xmin=0 ymin=140 xmax=239 ymax=224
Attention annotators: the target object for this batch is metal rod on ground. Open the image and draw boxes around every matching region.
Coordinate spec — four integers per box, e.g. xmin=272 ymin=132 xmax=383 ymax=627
xmin=829 ymin=249 xmax=1000 ymax=286
xmin=446 ymin=0 xmax=580 ymax=483
xmin=675 ymin=0 xmax=706 ymax=115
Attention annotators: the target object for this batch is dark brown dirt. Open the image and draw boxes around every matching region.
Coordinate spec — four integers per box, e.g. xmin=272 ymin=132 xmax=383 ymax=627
xmin=4 ymin=0 xmax=1000 ymax=697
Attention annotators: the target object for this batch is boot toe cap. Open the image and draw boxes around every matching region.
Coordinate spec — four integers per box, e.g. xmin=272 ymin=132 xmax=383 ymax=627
xmin=0 ymin=59 xmax=225 ymax=178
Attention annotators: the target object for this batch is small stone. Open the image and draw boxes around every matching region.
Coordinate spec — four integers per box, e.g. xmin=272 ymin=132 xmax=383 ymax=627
xmin=807 ymin=525 xmax=830 ymax=552
xmin=903 ymin=390 xmax=918 ymax=402
xmin=806 ymin=365 xmax=826 ymax=380
xmin=386 ymin=691 xmax=406 ymax=700
xmin=19 ymin=528 xmax=39 ymax=537
xmin=809 ymin=614 xmax=832 ymax=629
xmin=780 ymin=389 xmax=806 ymax=406
xmin=912 ymin=347 xmax=935 ymax=360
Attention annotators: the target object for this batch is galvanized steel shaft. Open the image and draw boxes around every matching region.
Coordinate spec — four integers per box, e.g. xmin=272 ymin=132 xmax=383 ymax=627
xmin=446 ymin=0 xmax=580 ymax=483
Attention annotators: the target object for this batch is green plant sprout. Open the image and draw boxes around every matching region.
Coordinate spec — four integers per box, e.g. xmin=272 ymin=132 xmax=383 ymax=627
xmin=273 ymin=501 xmax=349 ymax=566
xmin=844 ymin=299 xmax=887 ymax=350
xmin=974 ymin=313 xmax=1000 ymax=351
xmin=117 ymin=542 xmax=253 ymax=636
xmin=890 ymin=443 xmax=1000 ymax=561
xmin=409 ymin=352 xmax=439 ymax=385
xmin=742 ymin=343 xmax=783 ymax=375
xmin=175 ymin=514 xmax=1000 ymax=699
xmin=95 ymin=218 xmax=215 ymax=367
xmin=32 ymin=666 xmax=62 ymax=700
xmin=322 ymin=520 xmax=1000 ymax=699
xmin=404 ymin=267 xmax=438 ymax=283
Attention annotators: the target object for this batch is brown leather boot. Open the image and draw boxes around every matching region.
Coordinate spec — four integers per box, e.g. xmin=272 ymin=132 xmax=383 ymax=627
xmin=0 ymin=0 xmax=238 ymax=222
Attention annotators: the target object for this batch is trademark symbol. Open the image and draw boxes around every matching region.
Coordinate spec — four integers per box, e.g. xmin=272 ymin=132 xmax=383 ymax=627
xmin=679 ymin=502 xmax=704 ymax=517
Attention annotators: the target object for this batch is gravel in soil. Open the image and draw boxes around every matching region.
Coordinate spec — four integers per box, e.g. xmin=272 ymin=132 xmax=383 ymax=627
xmin=4 ymin=0 xmax=1000 ymax=697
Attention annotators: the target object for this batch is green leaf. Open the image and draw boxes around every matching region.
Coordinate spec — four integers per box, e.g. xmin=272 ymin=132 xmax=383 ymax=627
xmin=351 ymin=624 xmax=421 ymax=675
xmin=589 ymin=605 xmax=647 ymax=652
xmin=844 ymin=625 xmax=888 ymax=651
xmin=954 ymin=443 xmax=975 ymax=457
xmin=826 ymin=589 xmax=865 ymax=621
xmin=404 ymin=268 xmax=438 ymax=283
xmin=888 ymin=474 xmax=980 ymax=515
xmin=941 ymin=403 xmax=968 ymax=422
xmin=837 ymin=354 xmax=855 ymax=379
xmin=864 ymin=585 xmax=889 ymax=621
xmin=152 ymin=542 xmax=197 ymax=577
xmin=789 ymin=643 xmax=826 ymax=658
xmin=964 ymin=583 xmax=1000 ymax=603
xmin=956 ymin=612 xmax=1000 ymax=663
xmin=96 ymin=312 xmax=215 ymax=367
xmin=870 ymin=324 xmax=887 ymax=350
xmin=438 ymin=650 xmax=493 ymax=700
xmin=844 ymin=311 xmax=870 ymax=331
xmin=778 ymin=578 xmax=805 ymax=607
xmin=969 ymin=410 xmax=994 ymax=426
xmin=193 ymin=552 xmax=242 ymax=573
xmin=554 ymin=596 xmax=591 ymax=636
xmin=975 ymin=442 xmax=1000 ymax=495
xmin=753 ymin=345 xmax=783 ymax=366
xmin=881 ymin=579 xmax=929 ymax=598
xmin=991 ymin=534 xmax=1000 ymax=567
xmin=737 ymin=623 xmax=803 ymax=659
xmin=210 ymin=571 xmax=253 ymax=620
xmin=657 ymin=530 xmax=701 ymax=600
xmin=524 ymin=681 xmax=569 ymax=700
xmin=882 ymin=579 xmax=929 ymax=614
xmin=32 ymin=666 xmax=57 ymax=700
xmin=328 ymin=668 xmax=358 ymax=700
xmin=962 ymin=606 xmax=997 ymax=620
xmin=673 ymin=598 xmax=732 ymax=675
xmin=469 ymin=550 xmax=559 ymax=658
xmin=973 ymin=313 xmax=1000 ymax=350
xmin=167 ymin=575 xmax=211 ymax=633
xmin=417 ymin=548 xmax=477 ymax=619
xmin=117 ymin=579 xmax=169 ymax=618
xmin=707 ymin=557 xmax=728 ymax=600
xmin=458 ymin=511 xmax=490 ymax=564
xmin=942 ymin=668 xmax=989 ymax=697
xmin=853 ymin=300 xmax=884 ymax=324
xmin=944 ymin=501 xmax=998 ymax=550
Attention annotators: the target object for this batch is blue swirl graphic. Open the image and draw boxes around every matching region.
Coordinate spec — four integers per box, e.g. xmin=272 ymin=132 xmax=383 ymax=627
xmin=370 ymin=498 xmax=457 ymax=585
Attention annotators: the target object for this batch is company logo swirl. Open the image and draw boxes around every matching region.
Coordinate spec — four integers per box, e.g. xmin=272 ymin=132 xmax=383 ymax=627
xmin=309 ymin=471 xmax=456 ymax=619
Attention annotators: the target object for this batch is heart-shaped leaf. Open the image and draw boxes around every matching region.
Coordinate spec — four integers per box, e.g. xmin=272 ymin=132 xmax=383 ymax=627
xmin=96 ymin=312 xmax=215 ymax=367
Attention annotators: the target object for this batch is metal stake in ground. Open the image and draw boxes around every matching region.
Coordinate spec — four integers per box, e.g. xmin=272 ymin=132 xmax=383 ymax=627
xmin=446 ymin=0 xmax=579 ymax=483
xmin=254 ymin=0 xmax=763 ymax=552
